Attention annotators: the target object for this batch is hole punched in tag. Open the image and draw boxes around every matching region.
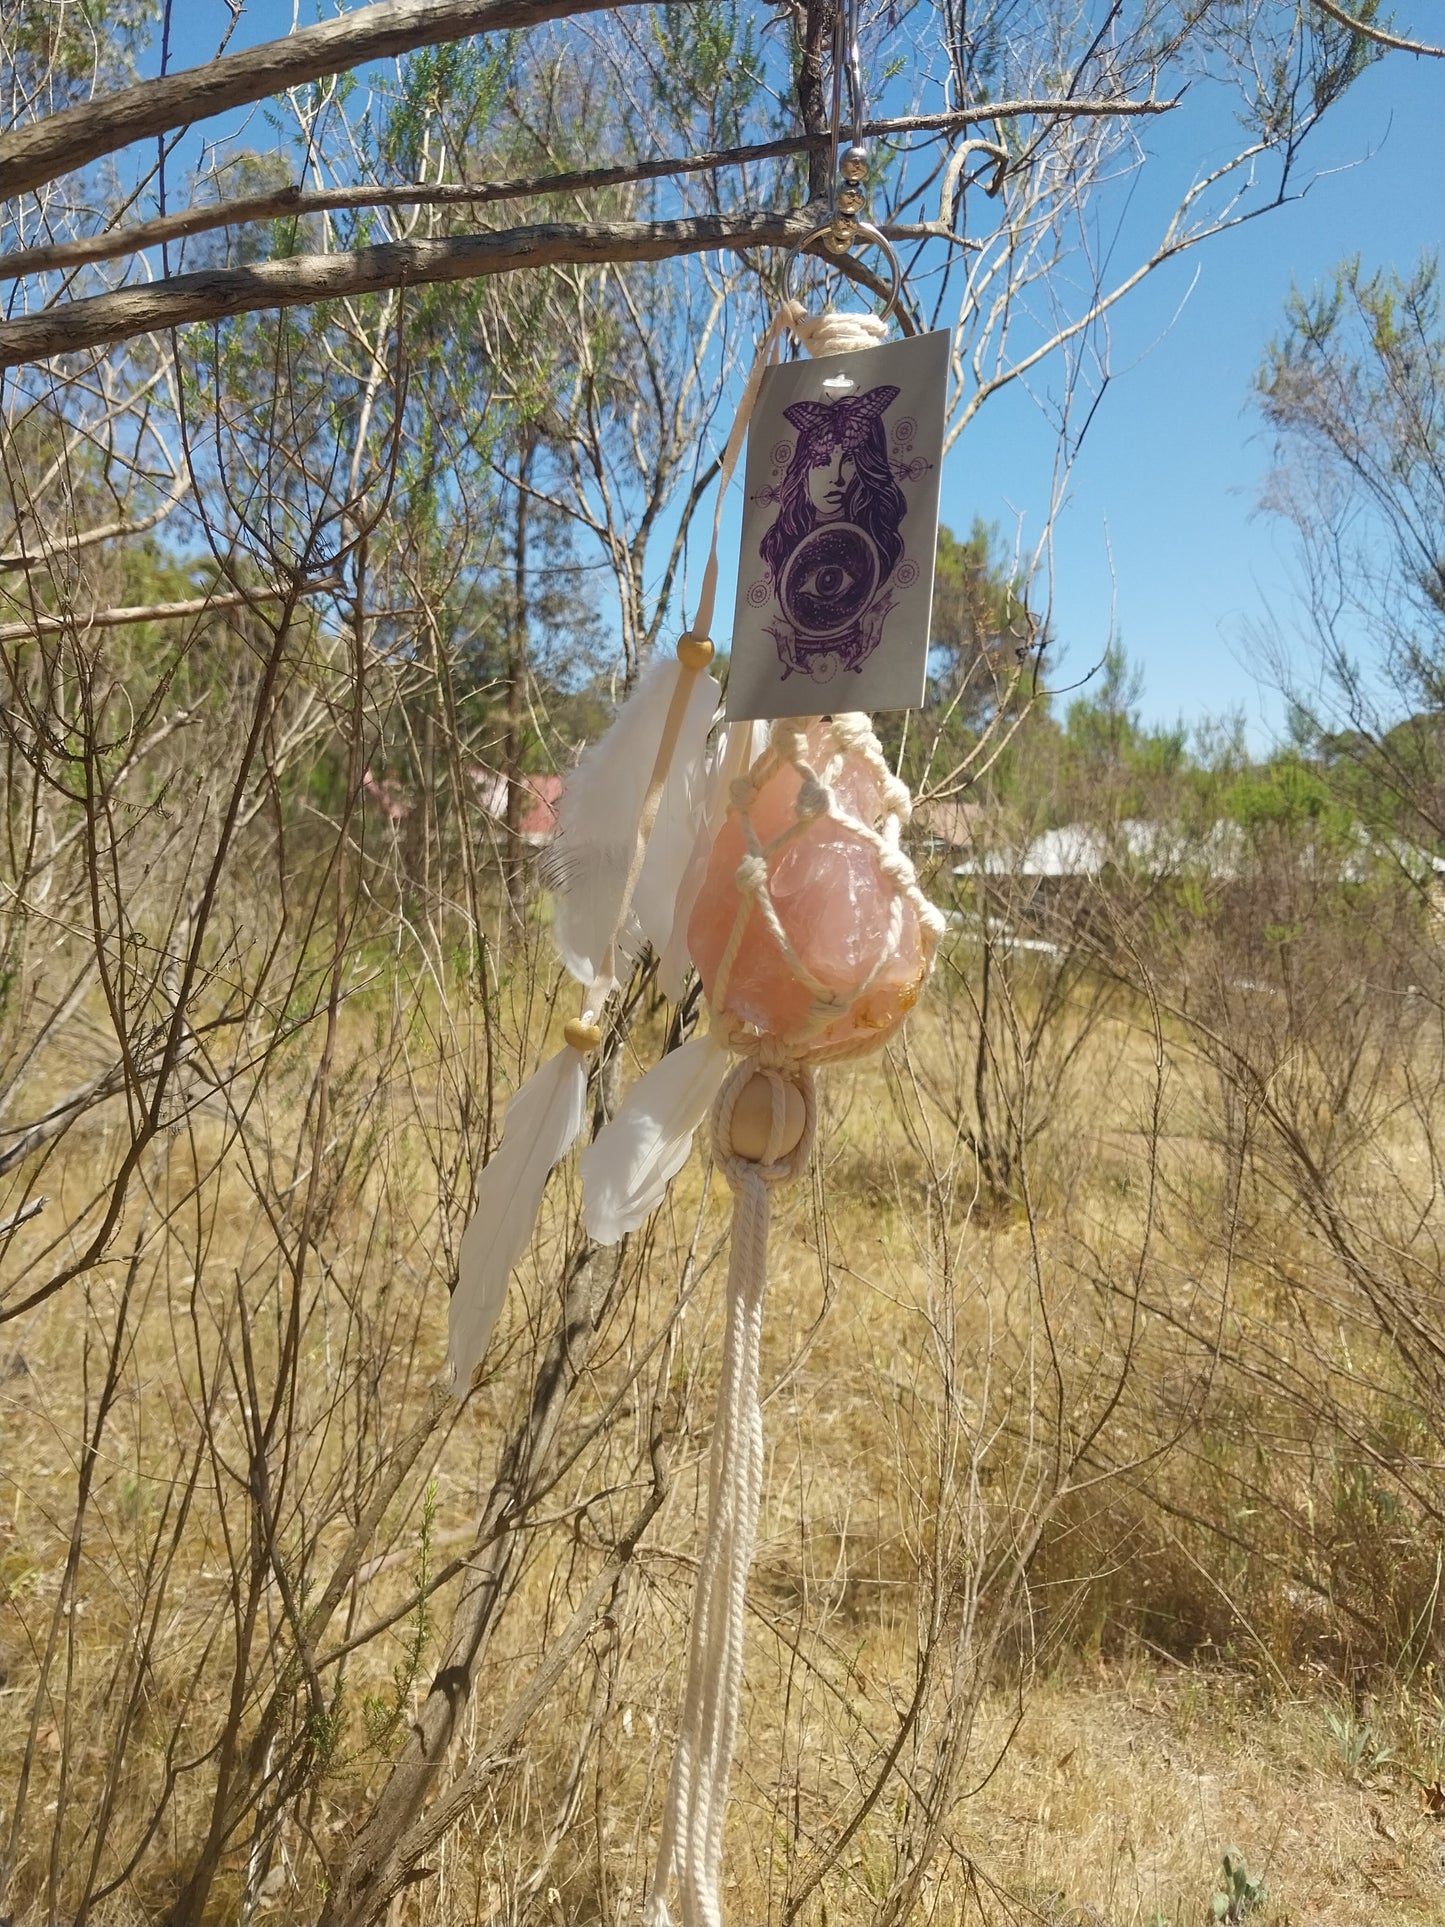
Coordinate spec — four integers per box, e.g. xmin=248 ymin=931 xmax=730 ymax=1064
xmin=821 ymin=372 xmax=857 ymax=394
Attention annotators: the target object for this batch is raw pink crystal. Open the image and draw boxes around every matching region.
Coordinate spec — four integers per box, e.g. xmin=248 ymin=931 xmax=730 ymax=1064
xmin=687 ymin=723 xmax=934 ymax=1059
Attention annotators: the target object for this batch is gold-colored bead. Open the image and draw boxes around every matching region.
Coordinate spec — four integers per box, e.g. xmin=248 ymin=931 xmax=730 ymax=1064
xmin=823 ymin=220 xmax=857 ymax=253
xmin=676 ymin=633 xmax=715 ymax=671
xmin=564 ymin=1018 xmax=602 ymax=1054
xmin=836 ymin=185 xmax=865 ymax=216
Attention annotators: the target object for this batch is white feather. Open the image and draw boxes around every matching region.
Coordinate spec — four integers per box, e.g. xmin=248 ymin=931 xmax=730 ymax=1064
xmin=449 ymin=1049 xmax=588 ymax=1396
xmin=656 ymin=721 xmax=768 ymax=1002
xmin=629 ymin=670 xmax=722 ymax=963
xmin=547 ymin=657 xmax=719 ymax=989
xmin=580 ymin=1032 xmax=730 ymax=1244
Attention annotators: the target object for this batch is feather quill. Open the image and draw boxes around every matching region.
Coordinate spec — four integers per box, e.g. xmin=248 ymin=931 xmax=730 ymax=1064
xmin=628 ymin=678 xmax=723 ymax=964
xmin=449 ymin=1048 xmax=588 ymax=1396
xmin=547 ymin=657 xmax=720 ymax=990
xmin=580 ymin=1032 xmax=730 ymax=1244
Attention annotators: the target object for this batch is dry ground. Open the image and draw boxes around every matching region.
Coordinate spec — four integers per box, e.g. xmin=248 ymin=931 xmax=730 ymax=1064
xmin=5 ymin=945 xmax=1445 ymax=1925
xmin=956 ymin=1665 xmax=1445 ymax=1926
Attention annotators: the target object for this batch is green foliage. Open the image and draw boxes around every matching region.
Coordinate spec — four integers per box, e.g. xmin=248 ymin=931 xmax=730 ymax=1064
xmin=929 ymin=518 xmax=1036 ymax=718
xmin=1048 ymin=644 xmax=1191 ymax=821
xmin=1256 ymin=251 xmax=1445 ymax=859
xmin=1065 ymin=645 xmax=1147 ymax=764
xmin=1243 ymin=0 xmax=1380 ymax=146
xmin=378 ymin=38 xmax=511 ymax=181
xmin=1223 ymin=751 xmax=1339 ymax=833
xmin=1260 ymin=251 xmax=1445 ymax=661
xmin=1260 ymin=254 xmax=1444 ymax=556
xmin=362 ymin=1481 xmax=438 ymax=1754
xmin=650 ymin=0 xmax=761 ymax=140
xmin=1211 ymin=1848 xmax=1267 ymax=1922
xmin=1324 ymin=1707 xmax=1396 ymax=1781
xmin=891 ymin=517 xmax=1041 ymax=787
xmin=1 ymin=0 xmax=155 ymax=100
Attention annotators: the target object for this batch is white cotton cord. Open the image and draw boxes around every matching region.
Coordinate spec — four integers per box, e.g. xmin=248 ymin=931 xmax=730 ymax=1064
xmin=644 ymin=1064 xmax=816 ymax=1927
xmin=647 ymin=1171 xmax=766 ymax=1927
xmin=789 ymin=305 xmax=888 ymax=362
xmin=689 ymin=303 xmax=799 ymax=648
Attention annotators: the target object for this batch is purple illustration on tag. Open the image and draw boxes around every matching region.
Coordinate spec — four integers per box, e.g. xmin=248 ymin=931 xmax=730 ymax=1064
xmin=757 ymin=386 xmax=907 ymax=684
xmin=727 ymin=329 xmax=949 ymax=721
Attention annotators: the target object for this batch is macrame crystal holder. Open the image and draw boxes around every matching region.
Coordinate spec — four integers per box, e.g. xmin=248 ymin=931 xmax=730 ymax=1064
xmin=443 ymin=296 xmax=945 ymax=1927
xmin=641 ymin=715 xmax=943 ymax=1927
xmin=691 ymin=715 xmax=938 ymax=1063
xmin=447 ymin=302 xmax=896 ymax=1397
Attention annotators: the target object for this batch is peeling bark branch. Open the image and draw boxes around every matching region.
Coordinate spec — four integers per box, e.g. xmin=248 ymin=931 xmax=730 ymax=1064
xmin=0 ymin=1196 xmax=47 ymax=1238
xmin=0 ymin=211 xmax=813 ymax=367
xmin=0 ymin=470 xmax=189 ymax=571
xmin=0 ymin=1066 xmax=132 ymax=1181
xmin=0 ymin=0 xmax=645 ymax=202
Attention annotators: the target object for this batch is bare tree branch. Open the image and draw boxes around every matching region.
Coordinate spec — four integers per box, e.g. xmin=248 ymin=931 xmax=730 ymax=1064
xmin=0 ymin=466 xmax=189 ymax=571
xmin=0 ymin=0 xmax=647 ymax=202
xmin=1309 ymin=0 xmax=1445 ymax=55
xmin=0 ymin=582 xmax=337 ymax=640
xmin=0 ymin=211 xmax=813 ymax=367
xmin=0 ymin=98 xmax=1177 ymax=284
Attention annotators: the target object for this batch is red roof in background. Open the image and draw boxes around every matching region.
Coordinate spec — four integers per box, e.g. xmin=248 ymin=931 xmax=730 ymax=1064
xmin=517 ymin=772 xmax=563 ymax=842
xmin=469 ymin=765 xmax=564 ymax=844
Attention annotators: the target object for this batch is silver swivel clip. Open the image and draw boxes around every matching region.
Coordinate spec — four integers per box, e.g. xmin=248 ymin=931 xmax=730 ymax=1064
xmin=824 ymin=0 xmax=868 ymax=252
xmin=781 ymin=0 xmax=901 ymax=317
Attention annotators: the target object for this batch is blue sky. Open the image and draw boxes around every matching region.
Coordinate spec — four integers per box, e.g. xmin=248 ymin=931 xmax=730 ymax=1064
xmin=697 ymin=44 xmax=1441 ymax=744
xmin=145 ymin=5 xmax=1443 ymax=742
xmin=960 ymin=49 xmax=1444 ymax=741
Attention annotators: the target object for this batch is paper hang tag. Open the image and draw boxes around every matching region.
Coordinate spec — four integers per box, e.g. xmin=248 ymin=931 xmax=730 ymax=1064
xmin=725 ymin=328 xmax=949 ymax=722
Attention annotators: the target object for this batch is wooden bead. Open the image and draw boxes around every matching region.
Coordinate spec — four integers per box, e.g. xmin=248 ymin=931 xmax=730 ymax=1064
xmin=728 ymin=1073 xmax=806 ymax=1162
xmin=676 ymin=633 xmax=715 ymax=671
xmin=564 ymin=1018 xmax=602 ymax=1054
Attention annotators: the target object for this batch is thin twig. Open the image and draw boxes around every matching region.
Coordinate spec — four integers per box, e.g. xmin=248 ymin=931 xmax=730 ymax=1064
xmin=0 ymin=1195 xmax=47 ymax=1237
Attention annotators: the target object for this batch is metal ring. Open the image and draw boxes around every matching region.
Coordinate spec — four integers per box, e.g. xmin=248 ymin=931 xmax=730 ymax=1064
xmin=780 ymin=218 xmax=902 ymax=324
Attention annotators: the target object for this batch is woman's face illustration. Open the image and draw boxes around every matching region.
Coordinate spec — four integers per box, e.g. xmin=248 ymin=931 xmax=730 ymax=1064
xmin=805 ymin=443 xmax=854 ymax=519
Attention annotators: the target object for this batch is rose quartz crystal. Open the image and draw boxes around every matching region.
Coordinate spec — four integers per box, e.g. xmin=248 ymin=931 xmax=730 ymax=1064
xmin=687 ymin=722 xmax=935 ymax=1059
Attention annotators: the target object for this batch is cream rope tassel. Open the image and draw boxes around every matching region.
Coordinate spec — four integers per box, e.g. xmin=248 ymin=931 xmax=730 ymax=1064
xmin=645 ymin=1064 xmax=816 ymax=1927
xmin=787 ymin=305 xmax=888 ymax=361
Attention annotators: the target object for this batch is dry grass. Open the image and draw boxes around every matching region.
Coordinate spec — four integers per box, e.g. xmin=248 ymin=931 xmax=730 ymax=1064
xmin=952 ymin=1663 xmax=1445 ymax=1926
xmin=6 ymin=919 xmax=1445 ymax=1923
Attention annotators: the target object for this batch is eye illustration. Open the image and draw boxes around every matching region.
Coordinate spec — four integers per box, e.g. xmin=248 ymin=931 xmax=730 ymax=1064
xmin=798 ymin=557 xmax=859 ymax=600
xmin=780 ymin=525 xmax=880 ymax=636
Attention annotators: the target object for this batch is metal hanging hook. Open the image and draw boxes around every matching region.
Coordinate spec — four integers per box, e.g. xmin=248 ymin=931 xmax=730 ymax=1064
xmin=784 ymin=0 xmax=900 ymax=321
xmin=843 ymin=0 xmax=865 ymax=155
xmin=826 ymin=0 xmax=866 ymax=202
xmin=780 ymin=219 xmax=900 ymax=319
